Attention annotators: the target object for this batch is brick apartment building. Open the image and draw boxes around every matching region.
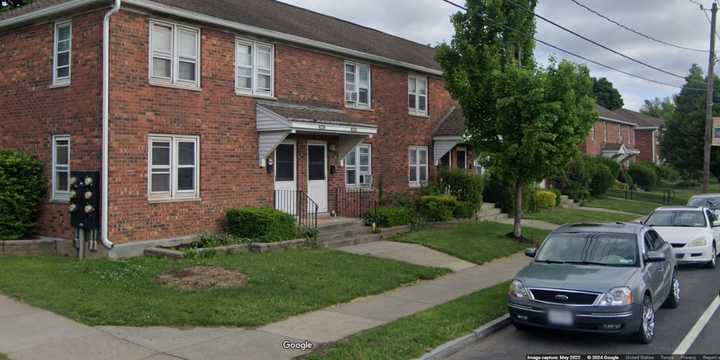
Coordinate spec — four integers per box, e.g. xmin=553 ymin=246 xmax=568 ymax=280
xmin=0 ymin=0 xmax=476 ymax=255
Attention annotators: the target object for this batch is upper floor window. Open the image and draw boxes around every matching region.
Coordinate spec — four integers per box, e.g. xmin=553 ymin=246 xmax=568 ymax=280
xmin=591 ymin=125 xmax=596 ymax=142
xmin=52 ymin=135 xmax=71 ymax=201
xmin=236 ymin=39 xmax=274 ymax=97
xmin=150 ymin=20 xmax=200 ymax=88
xmin=604 ymin=122 xmax=608 ymax=142
xmin=53 ymin=20 xmax=72 ymax=86
xmin=148 ymin=135 xmax=200 ymax=201
xmin=345 ymin=144 xmax=372 ymax=187
xmin=408 ymin=75 xmax=428 ymax=115
xmin=618 ymin=125 xmax=623 ymax=142
xmin=345 ymin=62 xmax=371 ymax=108
xmin=408 ymin=146 xmax=429 ymax=187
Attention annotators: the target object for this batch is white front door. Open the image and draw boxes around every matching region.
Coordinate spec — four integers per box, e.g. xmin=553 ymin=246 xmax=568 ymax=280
xmin=307 ymin=142 xmax=328 ymax=213
xmin=274 ymin=141 xmax=297 ymax=215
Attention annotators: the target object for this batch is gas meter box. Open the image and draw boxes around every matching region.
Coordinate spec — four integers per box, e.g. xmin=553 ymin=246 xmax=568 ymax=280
xmin=69 ymin=171 xmax=100 ymax=229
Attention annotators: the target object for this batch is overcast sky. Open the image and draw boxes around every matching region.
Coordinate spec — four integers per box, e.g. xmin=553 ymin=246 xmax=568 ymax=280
xmin=281 ymin=0 xmax=715 ymax=110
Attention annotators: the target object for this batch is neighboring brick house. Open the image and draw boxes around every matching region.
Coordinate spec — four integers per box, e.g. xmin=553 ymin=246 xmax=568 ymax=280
xmin=583 ymin=105 xmax=640 ymax=166
xmin=615 ymin=109 xmax=665 ymax=164
xmin=0 ymin=0 xmax=469 ymax=255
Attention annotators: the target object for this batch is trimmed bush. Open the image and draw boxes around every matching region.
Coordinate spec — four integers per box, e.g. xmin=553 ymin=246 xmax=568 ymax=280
xmin=535 ymin=191 xmax=557 ymax=209
xmin=364 ymin=207 xmax=412 ymax=227
xmin=589 ymin=164 xmax=614 ymax=197
xmin=656 ymin=164 xmax=680 ymax=183
xmin=439 ymin=169 xmax=484 ymax=207
xmin=0 ymin=150 xmax=46 ymax=240
xmin=418 ymin=195 xmax=457 ymax=222
xmin=590 ymin=156 xmax=620 ymax=180
xmin=558 ymin=157 xmax=591 ymax=200
xmin=628 ymin=162 xmax=658 ymax=191
xmin=482 ymin=172 xmax=535 ymax=215
xmin=226 ymin=208 xmax=296 ymax=243
xmin=453 ymin=201 xmax=476 ymax=219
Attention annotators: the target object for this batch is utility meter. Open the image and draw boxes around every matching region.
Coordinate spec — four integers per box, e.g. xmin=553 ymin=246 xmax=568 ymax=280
xmin=69 ymin=171 xmax=100 ymax=229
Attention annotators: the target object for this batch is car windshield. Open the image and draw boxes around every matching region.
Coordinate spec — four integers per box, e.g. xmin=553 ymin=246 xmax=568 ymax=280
xmin=688 ymin=197 xmax=720 ymax=210
xmin=646 ymin=210 xmax=706 ymax=228
xmin=535 ymin=233 xmax=638 ymax=267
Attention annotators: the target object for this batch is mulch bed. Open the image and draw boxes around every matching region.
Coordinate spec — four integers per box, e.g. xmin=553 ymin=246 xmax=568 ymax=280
xmin=155 ymin=266 xmax=249 ymax=291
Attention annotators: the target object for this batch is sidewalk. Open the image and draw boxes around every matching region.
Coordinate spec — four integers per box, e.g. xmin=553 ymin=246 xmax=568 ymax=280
xmin=336 ymin=240 xmax=476 ymax=271
xmin=0 ymin=252 xmax=531 ymax=360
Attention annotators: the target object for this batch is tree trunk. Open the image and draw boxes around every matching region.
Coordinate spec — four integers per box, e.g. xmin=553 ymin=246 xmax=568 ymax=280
xmin=514 ymin=182 xmax=523 ymax=239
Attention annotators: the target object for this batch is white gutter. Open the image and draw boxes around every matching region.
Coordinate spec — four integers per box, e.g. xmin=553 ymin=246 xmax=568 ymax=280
xmin=101 ymin=0 xmax=121 ymax=249
xmin=0 ymin=0 xmax=104 ymax=29
xmin=122 ymin=0 xmax=443 ymax=76
xmin=599 ymin=116 xmax=638 ymax=127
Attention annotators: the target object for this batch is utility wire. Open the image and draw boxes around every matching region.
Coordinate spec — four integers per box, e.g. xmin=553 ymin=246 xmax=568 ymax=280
xmin=440 ymin=0 xmax=706 ymax=91
xmin=569 ymin=0 xmax=707 ymax=53
xmin=503 ymin=0 xmax=688 ymax=80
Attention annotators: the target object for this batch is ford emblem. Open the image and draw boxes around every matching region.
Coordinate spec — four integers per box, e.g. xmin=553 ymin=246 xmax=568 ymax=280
xmin=555 ymin=294 xmax=569 ymax=302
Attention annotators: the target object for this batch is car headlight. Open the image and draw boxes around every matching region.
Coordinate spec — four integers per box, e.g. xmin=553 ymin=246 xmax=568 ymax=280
xmin=508 ymin=280 xmax=529 ymax=300
xmin=598 ymin=287 xmax=633 ymax=306
xmin=690 ymin=237 xmax=708 ymax=247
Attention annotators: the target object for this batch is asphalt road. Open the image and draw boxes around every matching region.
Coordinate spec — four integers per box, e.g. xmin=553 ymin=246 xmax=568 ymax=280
xmin=447 ymin=263 xmax=720 ymax=359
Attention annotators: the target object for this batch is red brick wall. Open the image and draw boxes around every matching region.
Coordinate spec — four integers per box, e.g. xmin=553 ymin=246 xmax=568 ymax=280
xmin=104 ymin=10 xmax=456 ymax=243
xmin=0 ymin=11 xmax=104 ymax=240
xmin=636 ymin=129 xmax=658 ymax=163
xmin=582 ymin=120 xmax=638 ymax=156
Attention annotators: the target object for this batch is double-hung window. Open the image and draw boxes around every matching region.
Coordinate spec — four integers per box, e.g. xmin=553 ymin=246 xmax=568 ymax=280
xmin=53 ymin=20 xmax=72 ymax=86
xmin=345 ymin=62 xmax=371 ymax=108
xmin=148 ymin=135 xmax=200 ymax=201
xmin=408 ymin=75 xmax=428 ymax=115
xmin=235 ymin=39 xmax=274 ymax=97
xmin=345 ymin=144 xmax=372 ymax=187
xmin=150 ymin=20 xmax=200 ymax=88
xmin=408 ymin=146 xmax=429 ymax=187
xmin=52 ymin=135 xmax=71 ymax=201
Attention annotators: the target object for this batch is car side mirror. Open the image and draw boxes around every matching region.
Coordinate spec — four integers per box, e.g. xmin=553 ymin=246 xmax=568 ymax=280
xmin=525 ymin=248 xmax=536 ymax=258
xmin=645 ymin=251 xmax=666 ymax=263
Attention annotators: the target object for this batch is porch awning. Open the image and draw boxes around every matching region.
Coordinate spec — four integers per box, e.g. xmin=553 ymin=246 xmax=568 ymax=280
xmin=601 ymin=143 xmax=640 ymax=161
xmin=257 ymin=101 xmax=377 ymax=166
xmin=432 ymin=136 xmax=462 ymax=166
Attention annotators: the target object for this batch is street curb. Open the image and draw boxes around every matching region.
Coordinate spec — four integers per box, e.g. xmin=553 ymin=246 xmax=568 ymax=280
xmin=418 ymin=314 xmax=511 ymax=360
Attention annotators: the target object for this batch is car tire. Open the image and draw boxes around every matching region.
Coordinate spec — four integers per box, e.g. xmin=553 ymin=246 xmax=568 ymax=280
xmin=707 ymin=244 xmax=717 ymax=269
xmin=512 ymin=320 xmax=531 ymax=331
xmin=662 ymin=270 xmax=680 ymax=309
xmin=635 ymin=295 xmax=655 ymax=344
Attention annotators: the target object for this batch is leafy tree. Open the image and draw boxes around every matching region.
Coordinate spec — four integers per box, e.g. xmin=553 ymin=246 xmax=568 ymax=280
xmin=661 ymin=64 xmax=720 ymax=180
xmin=592 ymin=77 xmax=624 ymax=110
xmin=0 ymin=0 xmax=29 ymax=12
xmin=436 ymin=0 xmax=596 ymax=238
xmin=641 ymin=97 xmax=676 ymax=121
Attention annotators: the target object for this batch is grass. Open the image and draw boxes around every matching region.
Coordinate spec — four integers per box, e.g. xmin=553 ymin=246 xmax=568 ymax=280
xmin=393 ymin=222 xmax=550 ymax=264
xmin=304 ymin=281 xmax=510 ymax=360
xmin=525 ymin=208 xmax=640 ymax=225
xmin=0 ymin=354 xmax=8 ymax=360
xmin=582 ymin=197 xmax=659 ymax=216
xmin=0 ymin=249 xmax=448 ymax=327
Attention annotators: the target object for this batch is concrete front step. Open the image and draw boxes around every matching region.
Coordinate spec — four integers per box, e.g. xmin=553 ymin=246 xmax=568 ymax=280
xmin=321 ymin=233 xmax=382 ymax=249
xmin=318 ymin=228 xmax=374 ymax=242
xmin=317 ymin=218 xmax=365 ymax=233
xmin=481 ymin=202 xmax=497 ymax=210
xmin=477 ymin=207 xmax=501 ymax=219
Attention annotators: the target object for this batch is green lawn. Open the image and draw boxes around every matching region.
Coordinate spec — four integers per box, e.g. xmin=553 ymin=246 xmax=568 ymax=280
xmin=305 ymin=282 xmax=509 ymax=360
xmin=582 ymin=197 xmax=659 ymax=216
xmin=525 ymin=208 xmax=639 ymax=225
xmin=0 ymin=354 xmax=9 ymax=360
xmin=393 ymin=222 xmax=550 ymax=264
xmin=0 ymin=250 xmax=447 ymax=327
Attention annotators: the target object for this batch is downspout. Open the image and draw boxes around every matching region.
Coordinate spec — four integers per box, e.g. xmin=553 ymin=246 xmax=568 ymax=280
xmin=101 ymin=0 xmax=121 ymax=249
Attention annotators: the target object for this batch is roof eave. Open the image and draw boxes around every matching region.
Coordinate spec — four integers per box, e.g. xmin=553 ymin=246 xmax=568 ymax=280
xmin=598 ymin=116 xmax=638 ymax=127
xmin=0 ymin=0 xmax=107 ymax=30
xmin=123 ymin=0 xmax=443 ymax=76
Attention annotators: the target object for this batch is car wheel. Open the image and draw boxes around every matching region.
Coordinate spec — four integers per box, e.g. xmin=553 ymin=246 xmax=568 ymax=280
xmin=512 ymin=320 xmax=531 ymax=331
xmin=663 ymin=271 xmax=680 ymax=308
xmin=707 ymin=244 xmax=717 ymax=269
xmin=635 ymin=295 xmax=655 ymax=344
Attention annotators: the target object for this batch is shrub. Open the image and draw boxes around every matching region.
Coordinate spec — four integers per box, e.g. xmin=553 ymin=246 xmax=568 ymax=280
xmin=590 ymin=156 xmax=620 ymax=180
xmin=628 ymin=162 xmax=658 ymax=191
xmin=656 ymin=164 xmax=680 ymax=183
xmin=0 ymin=150 xmax=46 ymax=240
xmin=535 ymin=191 xmax=557 ymax=209
xmin=453 ymin=201 xmax=476 ymax=219
xmin=364 ymin=207 xmax=412 ymax=227
xmin=483 ymin=172 xmax=535 ymax=215
xmin=589 ymin=164 xmax=614 ymax=197
xmin=439 ymin=169 xmax=484 ymax=207
xmin=418 ymin=195 xmax=457 ymax=222
xmin=558 ymin=157 xmax=591 ymax=200
xmin=226 ymin=208 xmax=296 ymax=243
xmin=191 ymin=233 xmax=249 ymax=248
xmin=549 ymin=188 xmax=562 ymax=207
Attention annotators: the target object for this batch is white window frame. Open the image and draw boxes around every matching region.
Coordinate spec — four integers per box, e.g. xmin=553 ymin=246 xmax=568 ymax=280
xmin=408 ymin=146 xmax=429 ymax=188
xmin=345 ymin=144 xmax=372 ymax=187
xmin=148 ymin=135 xmax=200 ymax=201
xmin=235 ymin=38 xmax=275 ymax=97
xmin=618 ymin=125 xmax=623 ymax=142
xmin=53 ymin=20 xmax=72 ymax=86
xmin=591 ymin=125 xmax=596 ymax=142
xmin=149 ymin=20 xmax=201 ymax=89
xmin=52 ymin=135 xmax=71 ymax=201
xmin=604 ymin=122 xmax=608 ymax=143
xmin=345 ymin=61 xmax=371 ymax=109
xmin=408 ymin=74 xmax=428 ymax=116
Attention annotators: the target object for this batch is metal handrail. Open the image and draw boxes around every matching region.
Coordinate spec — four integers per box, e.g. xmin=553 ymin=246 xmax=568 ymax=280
xmin=273 ymin=190 xmax=318 ymax=229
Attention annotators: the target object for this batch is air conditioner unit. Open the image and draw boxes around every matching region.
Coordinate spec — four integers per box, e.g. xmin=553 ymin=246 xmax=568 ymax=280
xmin=359 ymin=174 xmax=373 ymax=186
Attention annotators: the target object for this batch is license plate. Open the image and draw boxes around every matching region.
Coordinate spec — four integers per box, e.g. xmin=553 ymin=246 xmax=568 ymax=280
xmin=548 ymin=309 xmax=574 ymax=326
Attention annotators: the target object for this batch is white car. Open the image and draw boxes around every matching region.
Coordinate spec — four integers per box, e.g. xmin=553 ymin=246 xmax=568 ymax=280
xmin=645 ymin=206 xmax=718 ymax=268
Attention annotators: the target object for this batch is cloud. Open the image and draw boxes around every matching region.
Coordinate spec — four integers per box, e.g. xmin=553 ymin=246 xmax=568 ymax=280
xmin=281 ymin=0 xmax=715 ymax=110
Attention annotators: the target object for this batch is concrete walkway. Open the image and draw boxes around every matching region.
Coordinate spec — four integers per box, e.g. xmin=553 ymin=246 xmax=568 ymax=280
xmin=577 ymin=206 xmax=643 ymax=216
xmin=336 ymin=240 xmax=476 ymax=271
xmin=0 ymin=252 xmax=530 ymax=360
xmin=490 ymin=217 xmax=560 ymax=231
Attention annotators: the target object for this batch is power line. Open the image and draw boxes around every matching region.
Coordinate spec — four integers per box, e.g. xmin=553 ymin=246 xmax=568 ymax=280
xmin=696 ymin=1 xmax=720 ymax=45
xmin=440 ymin=0 xmax=706 ymax=91
xmin=569 ymin=0 xmax=707 ymax=53
xmin=504 ymin=0 xmax=688 ymax=80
